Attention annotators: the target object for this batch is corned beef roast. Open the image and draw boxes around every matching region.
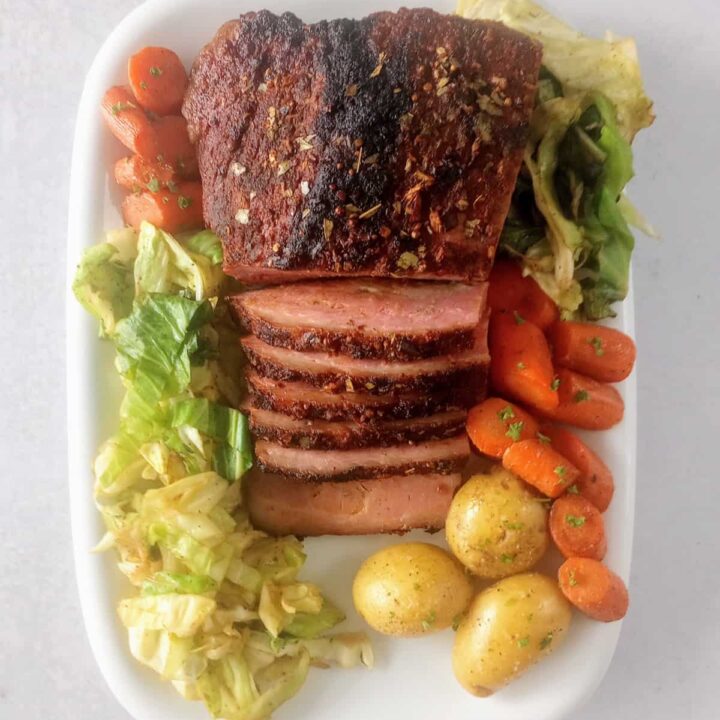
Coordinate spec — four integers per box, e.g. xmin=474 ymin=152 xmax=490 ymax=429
xmin=183 ymin=8 xmax=542 ymax=535
xmin=183 ymin=8 xmax=541 ymax=284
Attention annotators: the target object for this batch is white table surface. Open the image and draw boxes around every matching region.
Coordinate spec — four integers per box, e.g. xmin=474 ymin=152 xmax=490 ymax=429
xmin=1 ymin=0 xmax=718 ymax=718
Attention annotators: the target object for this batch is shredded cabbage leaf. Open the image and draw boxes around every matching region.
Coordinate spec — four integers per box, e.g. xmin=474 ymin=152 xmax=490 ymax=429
xmin=74 ymin=224 xmax=372 ymax=720
xmin=458 ymin=0 xmax=655 ymax=318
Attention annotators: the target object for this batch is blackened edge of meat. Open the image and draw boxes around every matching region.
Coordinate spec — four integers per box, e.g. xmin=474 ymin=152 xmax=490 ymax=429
xmin=241 ymin=340 xmax=490 ymax=397
xmin=248 ymin=411 xmax=467 ymax=450
xmin=246 ymin=384 xmax=468 ymax=422
xmin=279 ymin=16 xmax=412 ymax=271
xmin=256 ymin=455 xmax=469 ymax=483
xmin=228 ymin=301 xmax=475 ymax=360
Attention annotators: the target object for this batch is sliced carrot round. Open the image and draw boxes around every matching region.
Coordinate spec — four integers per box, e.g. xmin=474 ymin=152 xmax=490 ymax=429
xmin=128 ymin=47 xmax=189 ymax=115
xmin=549 ymin=495 xmax=606 ymax=560
xmin=466 ymin=398 xmax=539 ymax=459
xmin=558 ymin=557 xmax=628 ymax=622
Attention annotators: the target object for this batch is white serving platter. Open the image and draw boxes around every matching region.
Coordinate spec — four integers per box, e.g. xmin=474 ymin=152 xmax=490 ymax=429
xmin=66 ymin=1 xmax=637 ymax=718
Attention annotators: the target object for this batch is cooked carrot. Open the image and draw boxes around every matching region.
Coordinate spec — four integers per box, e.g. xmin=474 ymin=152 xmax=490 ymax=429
xmin=114 ymin=155 xmax=177 ymax=192
xmin=502 ymin=438 xmax=579 ymax=498
xmin=549 ymin=495 xmax=606 ymax=560
xmin=122 ymin=181 xmax=203 ymax=233
xmin=489 ymin=312 xmax=559 ymax=412
xmin=101 ymin=85 xmax=159 ymax=158
xmin=558 ymin=558 xmax=629 ymax=622
xmin=538 ymin=368 xmax=624 ymax=430
xmin=466 ymin=398 xmax=540 ymax=459
xmin=540 ymin=425 xmax=614 ymax=511
xmin=488 ymin=260 xmax=559 ymax=331
xmin=128 ymin=46 xmax=188 ymax=116
xmin=550 ymin=321 xmax=636 ymax=383
xmin=151 ymin=116 xmax=198 ymax=178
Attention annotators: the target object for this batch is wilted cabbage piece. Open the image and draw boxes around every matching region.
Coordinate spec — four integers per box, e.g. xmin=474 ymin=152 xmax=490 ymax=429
xmin=458 ymin=0 xmax=655 ymax=318
xmin=74 ymin=223 xmax=372 ymax=720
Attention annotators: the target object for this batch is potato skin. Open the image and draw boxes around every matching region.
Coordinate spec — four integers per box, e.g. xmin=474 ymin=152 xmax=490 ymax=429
xmin=446 ymin=468 xmax=549 ymax=578
xmin=453 ymin=573 xmax=572 ymax=696
xmin=352 ymin=542 xmax=473 ymax=637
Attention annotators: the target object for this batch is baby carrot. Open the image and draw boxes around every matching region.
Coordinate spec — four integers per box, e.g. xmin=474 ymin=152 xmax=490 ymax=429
xmin=114 ymin=155 xmax=177 ymax=192
xmin=549 ymin=495 xmax=606 ymax=560
xmin=152 ymin=116 xmax=198 ymax=178
xmin=128 ymin=46 xmax=188 ymax=116
xmin=539 ymin=425 xmax=614 ymax=512
xmin=502 ymin=438 xmax=579 ymax=498
xmin=558 ymin=558 xmax=629 ymax=622
xmin=101 ymin=86 xmax=159 ymax=158
xmin=122 ymin=181 xmax=203 ymax=233
xmin=489 ymin=312 xmax=559 ymax=412
xmin=539 ymin=368 xmax=624 ymax=430
xmin=466 ymin=398 xmax=540 ymax=458
xmin=550 ymin=321 xmax=637 ymax=383
xmin=488 ymin=260 xmax=559 ymax=331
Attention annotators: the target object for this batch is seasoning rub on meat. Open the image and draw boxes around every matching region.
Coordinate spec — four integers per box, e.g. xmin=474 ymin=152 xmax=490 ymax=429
xmin=183 ymin=8 xmax=542 ymax=284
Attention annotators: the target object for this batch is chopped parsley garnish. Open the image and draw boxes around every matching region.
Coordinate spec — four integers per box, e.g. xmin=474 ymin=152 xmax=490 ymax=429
xmin=517 ymin=362 xmax=526 ymax=370
xmin=566 ymin=484 xmax=580 ymax=495
xmin=565 ymin=514 xmax=586 ymax=528
xmin=500 ymin=553 xmax=515 ymax=564
xmin=539 ymin=632 xmax=554 ymax=650
xmin=149 ymin=66 xmax=163 ymax=76
xmin=498 ymin=406 xmax=515 ymax=422
xmin=110 ymin=101 xmax=133 ymax=115
xmin=589 ymin=336 xmax=605 ymax=356
xmin=421 ymin=610 xmax=437 ymax=631
xmin=513 ymin=310 xmax=526 ymax=325
xmin=178 ymin=195 xmax=192 ymax=209
xmin=452 ymin=613 xmax=463 ymax=631
xmin=146 ymin=177 xmax=161 ymax=193
xmin=554 ymin=465 xmax=567 ymax=479
xmin=574 ymin=390 xmax=590 ymax=403
xmin=139 ymin=80 xmax=148 ymax=90
xmin=551 ymin=377 xmax=561 ymax=391
xmin=517 ymin=636 xmax=530 ymax=648
xmin=537 ymin=432 xmax=551 ymax=445
xmin=505 ymin=421 xmax=524 ymax=442
xmin=503 ymin=520 xmax=525 ymax=530
xmin=568 ymin=571 xmax=578 ymax=587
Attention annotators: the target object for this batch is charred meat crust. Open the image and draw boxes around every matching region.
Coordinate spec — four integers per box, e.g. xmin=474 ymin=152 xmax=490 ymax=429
xmin=246 ymin=381 xmax=467 ymax=422
xmin=255 ymin=455 xmax=468 ymax=482
xmin=183 ymin=8 xmax=542 ymax=284
xmin=248 ymin=409 xmax=467 ymax=450
xmin=231 ymin=309 xmax=476 ymax=361
xmin=228 ymin=279 xmax=487 ymax=360
xmin=242 ymin=340 xmax=489 ymax=396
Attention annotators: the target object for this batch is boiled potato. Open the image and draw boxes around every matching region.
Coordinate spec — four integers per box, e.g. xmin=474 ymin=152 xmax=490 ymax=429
xmin=453 ymin=573 xmax=572 ymax=696
xmin=352 ymin=542 xmax=472 ymax=637
xmin=446 ymin=467 xmax=549 ymax=578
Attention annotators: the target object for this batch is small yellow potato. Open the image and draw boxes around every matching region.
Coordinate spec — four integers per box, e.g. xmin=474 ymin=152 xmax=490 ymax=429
xmin=453 ymin=573 xmax=572 ymax=696
xmin=446 ymin=467 xmax=549 ymax=578
xmin=352 ymin=542 xmax=472 ymax=637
